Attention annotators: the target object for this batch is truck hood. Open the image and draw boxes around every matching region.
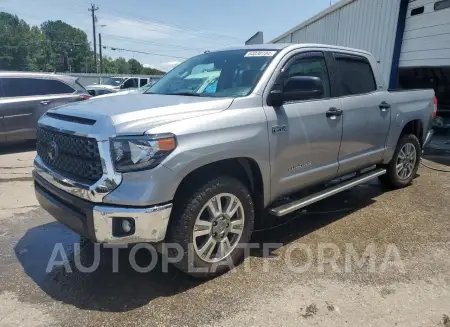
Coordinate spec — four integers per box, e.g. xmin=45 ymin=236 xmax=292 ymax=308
xmin=51 ymin=93 xmax=234 ymax=134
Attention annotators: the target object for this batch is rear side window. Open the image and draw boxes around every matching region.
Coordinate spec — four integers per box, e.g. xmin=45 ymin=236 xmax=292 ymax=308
xmin=334 ymin=54 xmax=377 ymax=96
xmin=1 ymin=78 xmax=74 ymax=97
xmin=411 ymin=6 xmax=425 ymax=16
xmin=435 ymin=0 xmax=450 ymax=11
xmin=140 ymin=78 xmax=148 ymax=87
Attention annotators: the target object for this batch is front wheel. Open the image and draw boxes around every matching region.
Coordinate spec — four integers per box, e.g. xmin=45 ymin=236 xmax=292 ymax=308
xmin=379 ymin=134 xmax=421 ymax=189
xmin=167 ymin=176 xmax=255 ymax=278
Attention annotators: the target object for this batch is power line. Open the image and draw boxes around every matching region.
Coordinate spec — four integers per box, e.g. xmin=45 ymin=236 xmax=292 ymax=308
xmin=101 ymin=34 xmax=205 ymax=52
xmin=96 ymin=15 xmax=240 ymax=46
xmin=108 ymin=11 xmax=243 ymax=41
xmin=102 ymin=45 xmax=189 ymax=59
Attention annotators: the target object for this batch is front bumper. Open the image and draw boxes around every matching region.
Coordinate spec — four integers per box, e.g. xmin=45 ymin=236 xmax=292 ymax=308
xmin=34 ymin=171 xmax=172 ymax=244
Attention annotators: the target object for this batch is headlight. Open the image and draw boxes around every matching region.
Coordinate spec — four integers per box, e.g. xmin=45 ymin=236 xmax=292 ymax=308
xmin=111 ymin=134 xmax=176 ymax=172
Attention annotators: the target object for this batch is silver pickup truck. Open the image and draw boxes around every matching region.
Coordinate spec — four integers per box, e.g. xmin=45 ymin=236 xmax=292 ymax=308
xmin=33 ymin=44 xmax=436 ymax=277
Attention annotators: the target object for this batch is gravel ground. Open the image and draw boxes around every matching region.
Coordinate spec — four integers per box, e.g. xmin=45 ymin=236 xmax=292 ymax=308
xmin=0 ymin=140 xmax=449 ymax=327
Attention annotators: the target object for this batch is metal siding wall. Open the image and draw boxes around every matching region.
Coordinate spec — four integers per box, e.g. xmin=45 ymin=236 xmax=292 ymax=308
xmin=274 ymin=35 xmax=292 ymax=43
xmin=271 ymin=0 xmax=401 ymax=85
xmin=400 ymin=0 xmax=450 ymax=67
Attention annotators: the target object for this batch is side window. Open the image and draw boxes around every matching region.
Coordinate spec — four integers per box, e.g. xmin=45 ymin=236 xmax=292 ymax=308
xmin=122 ymin=78 xmax=138 ymax=89
xmin=1 ymin=78 xmax=74 ymax=97
xmin=140 ymin=79 xmax=148 ymax=87
xmin=334 ymin=55 xmax=377 ymax=96
xmin=281 ymin=54 xmax=331 ymax=99
xmin=2 ymin=78 xmax=41 ymax=97
xmin=411 ymin=6 xmax=424 ymax=16
xmin=40 ymin=79 xmax=75 ymax=94
xmin=435 ymin=0 xmax=450 ymax=11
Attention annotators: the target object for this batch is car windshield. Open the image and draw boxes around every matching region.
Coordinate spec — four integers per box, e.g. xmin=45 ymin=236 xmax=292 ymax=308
xmin=101 ymin=77 xmax=124 ymax=86
xmin=146 ymin=49 xmax=278 ymax=97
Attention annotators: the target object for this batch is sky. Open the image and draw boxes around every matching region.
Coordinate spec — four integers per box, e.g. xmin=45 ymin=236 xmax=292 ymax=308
xmin=0 ymin=0 xmax=339 ymax=71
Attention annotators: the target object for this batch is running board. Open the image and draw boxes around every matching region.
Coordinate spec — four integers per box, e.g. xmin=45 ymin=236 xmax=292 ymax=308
xmin=269 ymin=168 xmax=386 ymax=217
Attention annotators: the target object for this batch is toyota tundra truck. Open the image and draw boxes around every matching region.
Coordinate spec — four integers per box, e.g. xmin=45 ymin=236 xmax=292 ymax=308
xmin=33 ymin=44 xmax=436 ymax=277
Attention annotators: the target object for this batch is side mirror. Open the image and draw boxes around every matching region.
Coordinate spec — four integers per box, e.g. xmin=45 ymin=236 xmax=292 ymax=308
xmin=268 ymin=76 xmax=324 ymax=107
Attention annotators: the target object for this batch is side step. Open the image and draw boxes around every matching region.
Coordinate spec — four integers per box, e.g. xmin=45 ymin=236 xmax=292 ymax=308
xmin=269 ymin=168 xmax=386 ymax=217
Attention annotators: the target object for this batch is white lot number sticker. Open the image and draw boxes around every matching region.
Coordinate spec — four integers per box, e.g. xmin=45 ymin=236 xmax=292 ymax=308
xmin=244 ymin=51 xmax=276 ymax=57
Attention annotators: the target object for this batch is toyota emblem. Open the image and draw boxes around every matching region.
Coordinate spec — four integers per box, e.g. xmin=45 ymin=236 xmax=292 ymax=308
xmin=48 ymin=141 xmax=59 ymax=161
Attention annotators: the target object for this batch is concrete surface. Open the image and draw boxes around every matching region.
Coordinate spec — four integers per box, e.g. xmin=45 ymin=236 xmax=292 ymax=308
xmin=0 ymin=140 xmax=449 ymax=327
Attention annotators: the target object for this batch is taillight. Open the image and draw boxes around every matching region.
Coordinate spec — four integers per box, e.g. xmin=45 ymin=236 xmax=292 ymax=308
xmin=80 ymin=94 xmax=92 ymax=100
xmin=433 ymin=96 xmax=438 ymax=118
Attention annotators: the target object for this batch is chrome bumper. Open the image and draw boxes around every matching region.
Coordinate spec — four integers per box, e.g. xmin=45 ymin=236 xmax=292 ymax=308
xmin=92 ymin=204 xmax=172 ymax=243
xmin=34 ymin=168 xmax=172 ymax=244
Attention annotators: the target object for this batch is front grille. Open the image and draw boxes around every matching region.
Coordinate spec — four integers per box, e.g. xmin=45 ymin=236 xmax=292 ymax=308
xmin=36 ymin=126 xmax=103 ymax=183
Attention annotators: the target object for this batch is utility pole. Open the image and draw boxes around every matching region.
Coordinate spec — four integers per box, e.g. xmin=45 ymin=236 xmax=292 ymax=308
xmin=99 ymin=33 xmax=103 ymax=74
xmin=88 ymin=3 xmax=99 ymax=73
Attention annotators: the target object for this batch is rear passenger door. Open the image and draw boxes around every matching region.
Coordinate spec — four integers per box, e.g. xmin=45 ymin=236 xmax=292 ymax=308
xmin=332 ymin=53 xmax=390 ymax=175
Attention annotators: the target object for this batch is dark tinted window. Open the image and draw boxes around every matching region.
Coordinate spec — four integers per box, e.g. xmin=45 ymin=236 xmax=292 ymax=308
xmin=122 ymin=78 xmax=138 ymax=89
xmin=435 ymin=0 xmax=450 ymax=10
xmin=1 ymin=78 xmax=74 ymax=97
xmin=283 ymin=55 xmax=331 ymax=99
xmin=335 ymin=55 xmax=377 ymax=96
xmin=411 ymin=6 xmax=424 ymax=15
xmin=140 ymin=78 xmax=148 ymax=87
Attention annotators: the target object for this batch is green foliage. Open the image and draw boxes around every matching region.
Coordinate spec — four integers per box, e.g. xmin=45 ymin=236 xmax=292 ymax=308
xmin=0 ymin=12 xmax=165 ymax=75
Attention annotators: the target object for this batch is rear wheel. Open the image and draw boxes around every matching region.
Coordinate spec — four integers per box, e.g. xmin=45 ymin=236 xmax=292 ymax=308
xmin=167 ymin=176 xmax=254 ymax=278
xmin=379 ymin=134 xmax=421 ymax=189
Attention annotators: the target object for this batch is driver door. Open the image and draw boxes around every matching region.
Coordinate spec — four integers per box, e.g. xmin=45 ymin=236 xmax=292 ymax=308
xmin=263 ymin=51 xmax=343 ymax=201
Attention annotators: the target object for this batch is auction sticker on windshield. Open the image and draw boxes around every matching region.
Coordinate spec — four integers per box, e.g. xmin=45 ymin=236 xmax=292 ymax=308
xmin=244 ymin=51 xmax=277 ymax=57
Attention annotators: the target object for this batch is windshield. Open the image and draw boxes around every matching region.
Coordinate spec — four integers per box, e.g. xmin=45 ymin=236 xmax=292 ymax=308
xmin=146 ymin=49 xmax=277 ymax=97
xmin=101 ymin=77 xmax=124 ymax=86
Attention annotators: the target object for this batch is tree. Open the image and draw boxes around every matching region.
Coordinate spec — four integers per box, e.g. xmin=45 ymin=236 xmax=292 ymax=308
xmin=0 ymin=11 xmax=166 ymax=74
xmin=40 ymin=20 xmax=91 ymax=72
xmin=114 ymin=57 xmax=129 ymax=74
xmin=128 ymin=58 xmax=143 ymax=74
xmin=27 ymin=26 xmax=53 ymax=72
xmin=0 ymin=12 xmax=32 ymax=70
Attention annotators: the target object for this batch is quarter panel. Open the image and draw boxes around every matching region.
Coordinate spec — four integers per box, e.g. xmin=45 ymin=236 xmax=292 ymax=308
xmin=382 ymin=89 xmax=434 ymax=163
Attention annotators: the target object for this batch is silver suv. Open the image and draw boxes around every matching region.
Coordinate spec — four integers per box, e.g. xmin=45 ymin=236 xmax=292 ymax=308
xmin=33 ymin=44 xmax=435 ymax=277
xmin=0 ymin=72 xmax=90 ymax=143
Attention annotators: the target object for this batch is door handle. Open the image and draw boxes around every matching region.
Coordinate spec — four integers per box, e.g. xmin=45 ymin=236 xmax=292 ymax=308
xmin=379 ymin=101 xmax=390 ymax=111
xmin=326 ymin=107 xmax=343 ymax=118
xmin=40 ymin=100 xmax=51 ymax=105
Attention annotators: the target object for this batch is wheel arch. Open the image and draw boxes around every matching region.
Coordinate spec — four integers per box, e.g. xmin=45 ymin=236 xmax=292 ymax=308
xmin=400 ymin=119 xmax=424 ymax=147
xmin=172 ymin=157 xmax=267 ymax=228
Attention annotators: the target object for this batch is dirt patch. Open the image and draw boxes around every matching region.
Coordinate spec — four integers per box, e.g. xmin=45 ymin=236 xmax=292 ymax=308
xmin=302 ymin=304 xmax=318 ymax=318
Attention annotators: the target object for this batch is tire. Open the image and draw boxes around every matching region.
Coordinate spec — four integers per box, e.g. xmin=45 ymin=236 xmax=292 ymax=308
xmin=378 ymin=134 xmax=421 ymax=189
xmin=167 ymin=176 xmax=255 ymax=278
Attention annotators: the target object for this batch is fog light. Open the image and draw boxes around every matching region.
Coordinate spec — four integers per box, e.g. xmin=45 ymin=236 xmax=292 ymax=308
xmin=122 ymin=220 xmax=132 ymax=233
xmin=112 ymin=218 xmax=135 ymax=237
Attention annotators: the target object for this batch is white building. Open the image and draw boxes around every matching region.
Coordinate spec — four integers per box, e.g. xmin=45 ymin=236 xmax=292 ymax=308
xmin=252 ymin=0 xmax=450 ymax=112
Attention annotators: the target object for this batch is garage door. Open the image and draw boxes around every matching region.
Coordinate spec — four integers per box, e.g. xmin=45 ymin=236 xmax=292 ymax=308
xmin=399 ymin=0 xmax=450 ymax=67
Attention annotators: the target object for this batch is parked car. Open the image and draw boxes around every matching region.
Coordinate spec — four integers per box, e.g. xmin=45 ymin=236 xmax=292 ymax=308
xmin=0 ymin=72 xmax=91 ymax=143
xmin=86 ymin=76 xmax=156 ymax=95
xmin=94 ymin=82 xmax=155 ymax=98
xmin=86 ymin=85 xmax=118 ymax=97
xmin=33 ymin=44 xmax=436 ymax=277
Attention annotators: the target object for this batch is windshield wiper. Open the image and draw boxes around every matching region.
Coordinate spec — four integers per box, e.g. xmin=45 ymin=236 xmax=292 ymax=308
xmin=164 ymin=92 xmax=203 ymax=97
